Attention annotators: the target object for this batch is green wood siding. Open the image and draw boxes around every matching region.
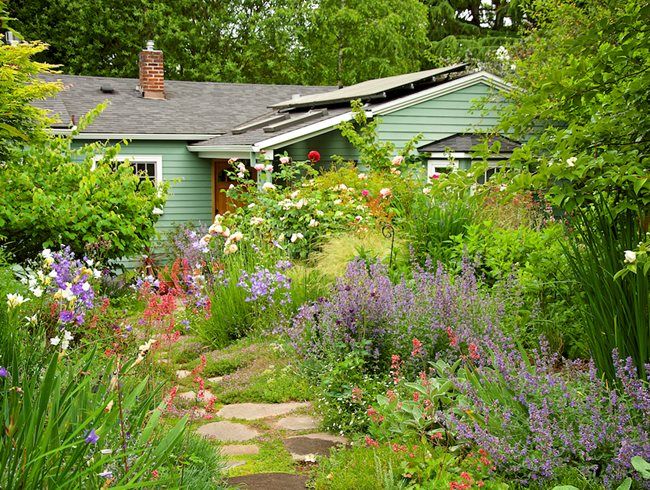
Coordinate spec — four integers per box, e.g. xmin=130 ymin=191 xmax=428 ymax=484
xmin=375 ymin=82 xmax=504 ymax=149
xmin=72 ymin=140 xmax=213 ymax=235
xmin=279 ymin=130 xmax=359 ymax=165
xmin=279 ymin=81 xmax=504 ymax=167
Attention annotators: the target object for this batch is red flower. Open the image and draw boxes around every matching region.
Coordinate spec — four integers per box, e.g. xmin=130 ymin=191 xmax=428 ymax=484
xmin=446 ymin=327 xmax=458 ymax=347
xmin=151 ymin=470 xmax=159 ymax=479
xmin=411 ymin=337 xmax=423 ymax=357
xmin=412 ymin=392 xmax=420 ymax=402
xmin=468 ymin=342 xmax=480 ymax=360
xmin=365 ymin=436 xmax=379 ymax=448
xmin=307 ymin=150 xmax=321 ymax=163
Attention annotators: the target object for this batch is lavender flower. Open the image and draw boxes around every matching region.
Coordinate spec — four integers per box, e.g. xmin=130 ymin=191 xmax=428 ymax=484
xmin=84 ymin=429 xmax=99 ymax=444
xmin=0 ymin=366 xmax=8 ymax=378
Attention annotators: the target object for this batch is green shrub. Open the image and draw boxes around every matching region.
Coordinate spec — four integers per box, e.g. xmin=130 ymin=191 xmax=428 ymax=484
xmin=314 ymin=350 xmax=390 ymax=434
xmin=0 ymin=120 xmax=167 ymax=264
xmin=449 ymin=222 xmax=587 ymax=357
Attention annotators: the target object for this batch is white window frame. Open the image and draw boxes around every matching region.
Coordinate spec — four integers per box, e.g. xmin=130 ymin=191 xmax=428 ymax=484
xmin=93 ymin=154 xmax=163 ymax=184
xmin=426 ymin=151 xmax=509 ymax=183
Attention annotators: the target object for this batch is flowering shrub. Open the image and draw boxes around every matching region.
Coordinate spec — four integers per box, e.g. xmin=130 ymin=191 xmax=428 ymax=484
xmin=448 ymin=344 xmax=650 ymax=487
xmin=24 ymin=246 xmax=101 ymax=328
xmin=288 ymin=258 xmax=507 ymax=375
xmin=223 ymin=155 xmax=375 ymax=258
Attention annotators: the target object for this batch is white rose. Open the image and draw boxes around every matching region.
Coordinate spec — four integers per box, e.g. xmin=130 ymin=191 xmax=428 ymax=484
xmin=624 ymin=250 xmax=637 ymax=264
xmin=279 ymin=156 xmax=291 ymax=164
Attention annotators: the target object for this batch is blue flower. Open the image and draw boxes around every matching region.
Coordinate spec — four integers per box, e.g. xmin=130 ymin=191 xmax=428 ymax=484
xmin=85 ymin=428 xmax=99 ymax=444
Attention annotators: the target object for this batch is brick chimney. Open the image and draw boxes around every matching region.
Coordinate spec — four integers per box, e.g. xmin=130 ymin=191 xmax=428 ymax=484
xmin=138 ymin=40 xmax=165 ymax=100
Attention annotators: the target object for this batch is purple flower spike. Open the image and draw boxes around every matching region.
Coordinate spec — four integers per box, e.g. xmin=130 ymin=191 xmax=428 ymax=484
xmin=85 ymin=428 xmax=99 ymax=444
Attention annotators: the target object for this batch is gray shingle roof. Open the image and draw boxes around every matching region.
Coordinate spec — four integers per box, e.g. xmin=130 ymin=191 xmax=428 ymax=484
xmin=192 ymin=106 xmax=350 ymax=147
xmin=418 ymin=133 xmax=520 ymax=153
xmin=36 ymin=75 xmax=336 ymax=136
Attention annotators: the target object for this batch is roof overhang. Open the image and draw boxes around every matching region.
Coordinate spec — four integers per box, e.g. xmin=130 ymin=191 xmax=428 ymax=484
xmin=186 ymin=145 xmax=255 ymax=160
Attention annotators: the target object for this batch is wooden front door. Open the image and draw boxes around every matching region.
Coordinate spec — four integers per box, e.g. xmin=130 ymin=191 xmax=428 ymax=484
xmin=213 ymin=159 xmax=256 ymax=216
xmin=213 ymin=159 xmax=236 ymax=216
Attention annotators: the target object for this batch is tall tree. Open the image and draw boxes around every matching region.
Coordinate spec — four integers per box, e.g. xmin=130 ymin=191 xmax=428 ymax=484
xmin=303 ymin=0 xmax=430 ymax=86
xmin=423 ymin=0 xmax=528 ymax=65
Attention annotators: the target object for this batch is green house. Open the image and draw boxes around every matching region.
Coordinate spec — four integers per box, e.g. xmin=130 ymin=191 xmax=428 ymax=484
xmin=40 ymin=43 xmax=513 ymax=237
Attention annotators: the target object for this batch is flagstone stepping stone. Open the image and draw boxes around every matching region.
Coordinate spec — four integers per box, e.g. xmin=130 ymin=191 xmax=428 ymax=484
xmin=207 ymin=376 xmax=223 ymax=383
xmin=178 ymin=390 xmax=216 ymax=403
xmin=221 ymin=444 xmax=260 ymax=456
xmin=217 ymin=402 xmax=310 ymax=421
xmin=224 ymin=460 xmax=246 ymax=470
xmin=282 ymin=433 xmax=348 ymax=462
xmin=196 ymin=421 xmax=260 ymax=442
xmin=178 ymin=390 xmax=196 ymax=401
xmin=273 ymin=415 xmax=319 ymax=431
xmin=228 ymin=473 xmax=308 ymax=489
xmin=176 ymin=369 xmax=191 ymax=379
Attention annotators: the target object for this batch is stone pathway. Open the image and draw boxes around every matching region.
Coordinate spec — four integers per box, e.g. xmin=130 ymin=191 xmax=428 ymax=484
xmin=196 ymin=421 xmax=260 ymax=442
xmin=283 ymin=433 xmax=348 ymax=462
xmin=216 ymin=402 xmax=310 ymax=420
xmin=228 ymin=473 xmax=309 ymax=489
xmin=168 ymin=341 xmax=349 ymax=489
xmin=191 ymin=400 xmax=347 ymax=487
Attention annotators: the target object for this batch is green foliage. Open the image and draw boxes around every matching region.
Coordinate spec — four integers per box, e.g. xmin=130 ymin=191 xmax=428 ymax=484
xmin=314 ymin=350 xmax=390 ymax=434
xmin=448 ymin=222 xmax=587 ymax=357
xmin=563 ymin=205 xmax=649 ymax=379
xmin=0 ymin=115 xmax=167 ymax=263
xmin=424 ymin=0 xmax=526 ymax=67
xmin=9 ymin=0 xmax=522 ymax=86
xmin=400 ymin=189 xmax=476 ymax=266
xmin=313 ymin=445 xmax=410 ymax=490
xmin=173 ymin=433 xmax=226 ymax=489
xmin=496 ymin=0 xmax=650 ymax=378
xmin=198 ymin=246 xmax=257 ymax=347
xmin=0 ymin=346 xmax=187 ymax=488
xmin=306 ymin=0 xmax=429 ymax=86
xmin=0 ymin=5 xmax=60 ymax=159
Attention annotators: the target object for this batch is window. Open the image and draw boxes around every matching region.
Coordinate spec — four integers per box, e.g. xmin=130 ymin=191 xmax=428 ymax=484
xmin=427 ymin=158 xmax=458 ymax=179
xmin=93 ymin=155 xmax=163 ymax=185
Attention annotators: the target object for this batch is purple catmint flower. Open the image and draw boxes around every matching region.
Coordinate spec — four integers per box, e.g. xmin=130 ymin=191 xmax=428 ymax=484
xmin=84 ymin=429 xmax=99 ymax=444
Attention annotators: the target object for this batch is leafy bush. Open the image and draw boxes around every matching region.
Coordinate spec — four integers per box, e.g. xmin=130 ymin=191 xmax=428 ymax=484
xmin=0 ymin=125 xmax=167 ymax=263
xmin=222 ymin=156 xmax=375 ymax=259
xmin=449 ymin=222 xmax=587 ymax=358
xmin=497 ymin=0 xmax=649 ymax=379
xmin=197 ymin=243 xmax=292 ymax=346
xmin=400 ymin=189 xmax=476 ymax=266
